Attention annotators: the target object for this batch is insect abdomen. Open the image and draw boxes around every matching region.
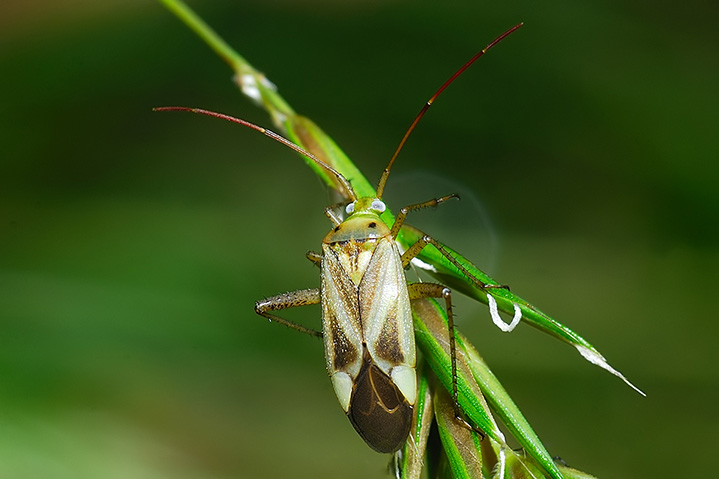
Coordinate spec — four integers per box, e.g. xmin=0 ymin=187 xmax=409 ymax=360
xmin=347 ymin=357 xmax=413 ymax=453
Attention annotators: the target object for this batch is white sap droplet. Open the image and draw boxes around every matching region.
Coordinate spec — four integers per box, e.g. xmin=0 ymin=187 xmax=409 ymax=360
xmin=239 ymin=73 xmax=262 ymax=102
xmin=486 ymin=294 xmax=521 ymax=332
xmin=575 ymin=345 xmax=646 ymax=396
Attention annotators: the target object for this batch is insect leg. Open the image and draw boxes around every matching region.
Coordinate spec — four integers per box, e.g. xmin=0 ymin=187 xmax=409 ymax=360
xmin=324 ymin=201 xmax=350 ymax=226
xmin=392 ymin=195 xmax=508 ymax=292
xmin=389 ymin=194 xmax=459 ymax=239
xmin=305 ymin=250 xmax=322 ymax=266
xmin=409 ymin=285 xmax=489 ymax=441
xmin=408 ymin=282 xmax=459 ymax=404
xmin=401 ymin=233 xmax=508 ymax=292
xmin=408 ymin=282 xmax=484 ymax=438
xmin=255 ymin=288 xmax=322 ymax=338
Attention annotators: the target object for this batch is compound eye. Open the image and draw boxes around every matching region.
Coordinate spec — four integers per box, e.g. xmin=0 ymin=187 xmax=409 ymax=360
xmin=370 ymin=199 xmax=386 ymax=213
xmin=345 ymin=202 xmax=356 ymax=215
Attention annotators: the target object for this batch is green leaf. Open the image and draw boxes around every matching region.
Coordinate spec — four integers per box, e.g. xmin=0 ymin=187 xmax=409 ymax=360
xmin=398 ymin=224 xmax=644 ymax=396
xmin=433 ymin=383 xmax=486 ymax=479
xmin=413 ymin=298 xmax=565 ymax=479
xmin=397 ymin=361 xmax=434 ymax=479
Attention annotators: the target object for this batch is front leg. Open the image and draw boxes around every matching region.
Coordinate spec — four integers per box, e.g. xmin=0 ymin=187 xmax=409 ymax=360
xmin=255 ymin=288 xmax=322 ymax=338
xmin=401 ymin=233 xmax=508 ymax=292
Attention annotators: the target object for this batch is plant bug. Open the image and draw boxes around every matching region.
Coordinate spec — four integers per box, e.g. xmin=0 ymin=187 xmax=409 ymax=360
xmin=156 ymin=23 xmax=522 ymax=454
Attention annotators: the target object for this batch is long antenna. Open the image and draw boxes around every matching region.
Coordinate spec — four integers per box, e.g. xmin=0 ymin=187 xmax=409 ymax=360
xmin=153 ymin=107 xmax=358 ymax=201
xmin=374 ymin=22 xmax=523 ymax=199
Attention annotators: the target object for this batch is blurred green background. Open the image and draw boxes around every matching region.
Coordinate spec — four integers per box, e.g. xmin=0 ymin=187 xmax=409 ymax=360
xmin=1 ymin=0 xmax=717 ymax=477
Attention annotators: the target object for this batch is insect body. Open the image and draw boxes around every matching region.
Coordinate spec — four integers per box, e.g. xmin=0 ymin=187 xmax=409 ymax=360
xmin=254 ymin=189 xmax=460 ymax=453
xmin=157 ymin=22 xmax=523 ymax=454
xmin=320 ymin=198 xmax=416 ymax=452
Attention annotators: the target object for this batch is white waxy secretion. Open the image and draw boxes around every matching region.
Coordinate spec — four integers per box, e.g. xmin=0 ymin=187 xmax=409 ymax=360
xmin=576 ymin=345 xmax=646 ymax=396
xmin=486 ymin=293 xmax=522 ymax=332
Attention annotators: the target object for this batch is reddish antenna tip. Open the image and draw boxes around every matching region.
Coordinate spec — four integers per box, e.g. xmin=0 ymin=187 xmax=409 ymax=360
xmin=374 ymin=22 xmax=523 ymax=199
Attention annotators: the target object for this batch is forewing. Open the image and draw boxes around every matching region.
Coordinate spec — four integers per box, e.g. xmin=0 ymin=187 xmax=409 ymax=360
xmin=359 ymin=238 xmax=416 ymax=376
xmin=321 ymin=244 xmax=363 ymax=382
